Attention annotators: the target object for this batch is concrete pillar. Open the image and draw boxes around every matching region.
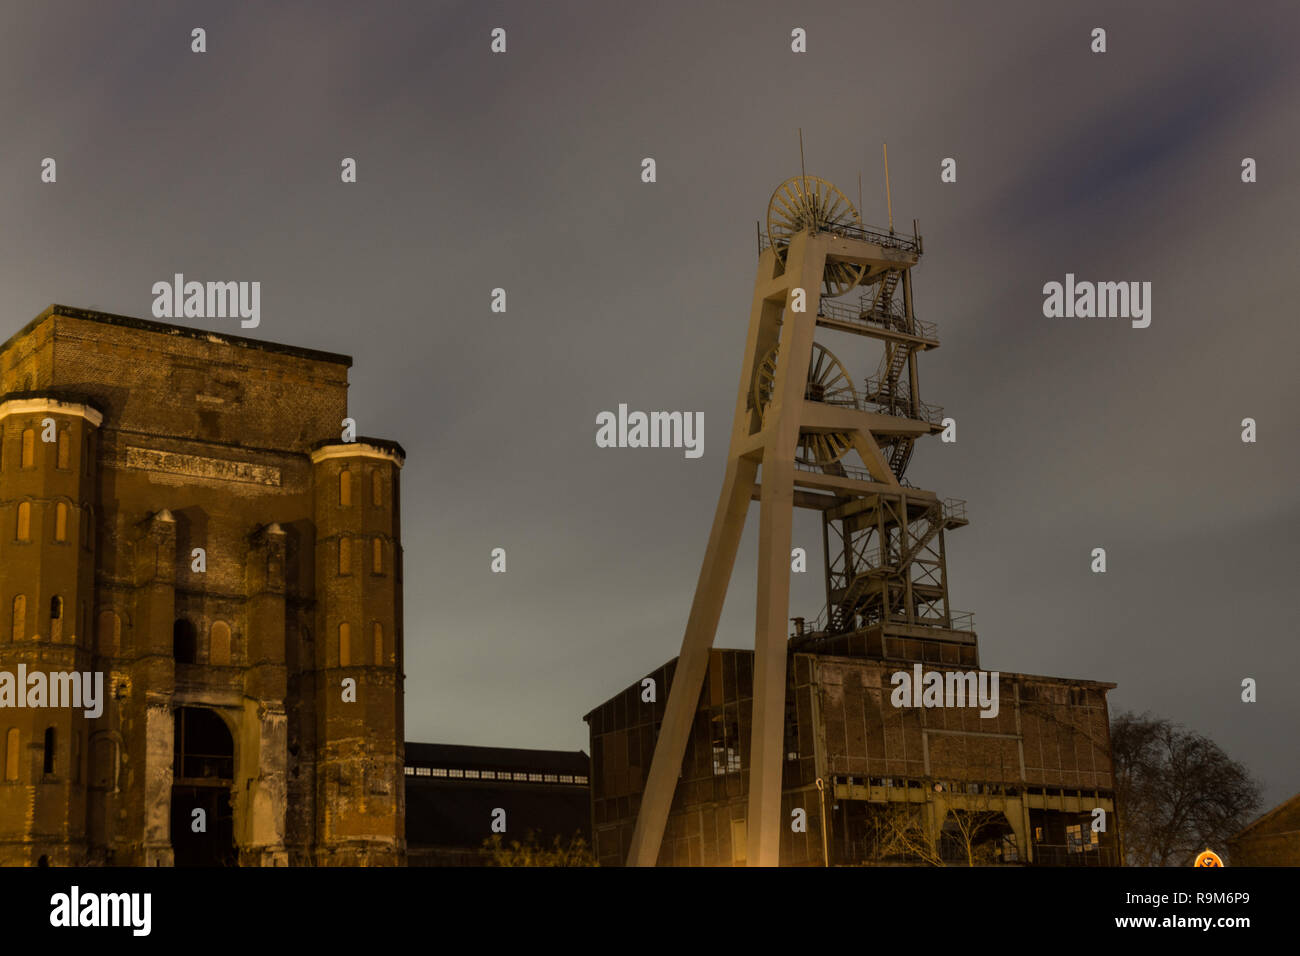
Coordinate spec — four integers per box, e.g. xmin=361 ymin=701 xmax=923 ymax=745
xmin=238 ymin=699 xmax=287 ymax=865
xmin=142 ymin=696 xmax=174 ymax=867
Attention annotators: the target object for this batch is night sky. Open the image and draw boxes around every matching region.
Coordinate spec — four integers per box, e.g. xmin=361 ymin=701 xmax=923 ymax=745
xmin=2 ymin=1 xmax=1296 ymax=809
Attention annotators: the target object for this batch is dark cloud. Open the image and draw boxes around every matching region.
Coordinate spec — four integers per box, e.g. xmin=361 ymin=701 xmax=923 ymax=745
xmin=2 ymin=0 xmax=1295 ymax=809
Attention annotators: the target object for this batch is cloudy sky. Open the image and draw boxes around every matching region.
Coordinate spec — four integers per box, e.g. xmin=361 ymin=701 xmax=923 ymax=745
xmin=2 ymin=1 xmax=1296 ymax=809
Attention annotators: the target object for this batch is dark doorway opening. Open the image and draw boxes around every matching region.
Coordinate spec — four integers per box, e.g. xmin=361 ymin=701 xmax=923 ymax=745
xmin=171 ymin=707 xmax=237 ymax=866
xmin=173 ymin=619 xmax=198 ymax=663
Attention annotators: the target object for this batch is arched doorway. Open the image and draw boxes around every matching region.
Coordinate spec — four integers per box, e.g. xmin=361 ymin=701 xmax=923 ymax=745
xmin=171 ymin=707 xmax=237 ymax=866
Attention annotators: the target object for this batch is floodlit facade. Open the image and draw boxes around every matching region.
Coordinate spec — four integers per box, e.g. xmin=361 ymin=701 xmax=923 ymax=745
xmin=0 ymin=305 xmax=405 ymax=866
xmin=592 ymin=177 xmax=1120 ymax=866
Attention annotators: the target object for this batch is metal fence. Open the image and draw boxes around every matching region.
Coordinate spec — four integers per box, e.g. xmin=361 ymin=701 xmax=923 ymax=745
xmin=759 ymin=222 xmax=921 ymax=255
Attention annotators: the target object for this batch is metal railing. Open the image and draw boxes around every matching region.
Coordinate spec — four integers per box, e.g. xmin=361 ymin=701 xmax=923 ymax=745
xmin=817 ymin=221 xmax=921 ymax=252
xmin=754 ymin=386 xmax=940 ymax=425
xmin=794 ymin=460 xmax=874 ymax=483
xmin=759 ymin=222 xmax=921 ymax=255
xmin=797 ymin=604 xmax=832 ymax=636
xmin=949 ymin=611 xmax=975 ymax=632
xmin=858 ymin=383 xmax=945 ymax=425
xmin=790 ymin=608 xmax=976 ymax=640
xmin=820 ymin=297 xmax=883 ymax=324
xmin=942 ymin=498 xmax=967 ymax=523
xmin=791 ymin=459 xmax=927 ymax=489
xmin=858 ymin=287 xmax=907 ymax=318
xmin=816 ymin=298 xmax=938 ymax=342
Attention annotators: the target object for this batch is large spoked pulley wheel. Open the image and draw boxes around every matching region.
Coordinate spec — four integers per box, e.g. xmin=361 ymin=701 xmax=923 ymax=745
xmin=766 ymin=176 xmax=867 ymax=299
xmin=752 ymin=341 xmax=858 ymax=466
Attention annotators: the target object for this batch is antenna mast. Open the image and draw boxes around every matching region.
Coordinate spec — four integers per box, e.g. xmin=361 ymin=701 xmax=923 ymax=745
xmin=883 ymin=142 xmax=894 ymax=234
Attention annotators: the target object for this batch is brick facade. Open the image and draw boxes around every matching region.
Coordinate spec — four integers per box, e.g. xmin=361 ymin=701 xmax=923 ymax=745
xmin=0 ymin=305 xmax=405 ymax=866
xmin=587 ymin=650 xmax=1118 ymax=866
xmin=1228 ymin=793 xmax=1300 ymax=866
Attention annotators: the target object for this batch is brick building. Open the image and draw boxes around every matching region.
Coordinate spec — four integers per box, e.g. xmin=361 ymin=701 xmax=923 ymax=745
xmin=1228 ymin=792 xmax=1300 ymax=866
xmin=0 ymin=304 xmax=405 ymax=866
xmin=586 ymin=649 xmax=1118 ymax=866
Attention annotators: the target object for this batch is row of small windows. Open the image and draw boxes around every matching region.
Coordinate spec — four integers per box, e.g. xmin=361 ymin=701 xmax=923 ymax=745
xmin=4 ymin=428 xmax=94 ymax=475
xmin=338 ymin=469 xmax=386 ymax=508
xmin=402 ymin=766 xmax=588 ymax=785
xmin=3 ymin=727 xmax=80 ymax=783
xmin=5 ymin=595 xmax=88 ymax=644
xmin=2 ymin=605 xmax=235 ymax=664
xmin=13 ymin=500 xmax=94 ymax=548
xmin=336 ymin=621 xmax=387 ymax=667
xmin=338 ymin=537 xmax=387 ymax=576
xmin=6 ymin=607 xmax=124 ymax=653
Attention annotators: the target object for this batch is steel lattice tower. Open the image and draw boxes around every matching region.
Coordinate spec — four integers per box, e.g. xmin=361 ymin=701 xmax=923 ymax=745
xmin=627 ymin=175 xmax=976 ymax=866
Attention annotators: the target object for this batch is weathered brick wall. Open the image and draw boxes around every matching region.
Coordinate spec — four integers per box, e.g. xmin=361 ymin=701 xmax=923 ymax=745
xmin=0 ymin=403 xmax=99 ymax=865
xmin=0 ymin=306 xmax=404 ymax=866
xmin=587 ymin=650 xmax=827 ymax=866
xmin=43 ymin=311 xmax=349 ymax=451
xmin=1229 ymin=797 xmax=1300 ymax=866
xmin=810 ymin=656 xmax=1114 ymax=790
xmin=587 ymin=648 xmax=1115 ymax=866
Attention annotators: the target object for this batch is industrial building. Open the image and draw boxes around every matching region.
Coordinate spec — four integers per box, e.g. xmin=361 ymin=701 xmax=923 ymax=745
xmin=588 ymin=174 xmax=1120 ymax=866
xmin=404 ymin=742 xmax=590 ymax=865
xmin=586 ymin=650 xmax=1117 ymax=866
xmin=1228 ymin=792 xmax=1300 ymax=866
xmin=0 ymin=305 xmax=405 ymax=866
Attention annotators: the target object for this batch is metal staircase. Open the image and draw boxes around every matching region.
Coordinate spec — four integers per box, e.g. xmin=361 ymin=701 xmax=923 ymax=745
xmin=865 ymin=269 xmax=901 ymax=321
xmin=887 ymin=437 xmax=914 ymax=478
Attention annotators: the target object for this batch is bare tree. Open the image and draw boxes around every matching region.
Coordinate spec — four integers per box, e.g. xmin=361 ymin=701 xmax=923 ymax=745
xmin=1111 ymin=711 xmax=1262 ymax=866
xmin=870 ymin=792 xmax=1010 ymax=866
xmin=942 ymin=799 xmax=1011 ymax=866
xmin=872 ymin=804 xmax=944 ymax=866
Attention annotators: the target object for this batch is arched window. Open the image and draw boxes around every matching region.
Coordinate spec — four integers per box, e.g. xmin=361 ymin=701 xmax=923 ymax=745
xmin=371 ymin=469 xmax=383 ymax=507
xmin=49 ymin=596 xmax=62 ymax=642
xmin=338 ymin=622 xmax=351 ymax=667
xmin=4 ymin=728 xmax=18 ymax=781
xmin=55 ymin=502 xmax=68 ymax=542
xmin=339 ymin=470 xmax=352 ymax=506
xmin=42 ymin=727 xmax=55 ymax=776
xmin=11 ymin=595 xmax=26 ymax=642
xmin=56 ymin=430 xmax=70 ymax=469
xmin=338 ymin=537 xmax=351 ymax=575
xmin=372 ymin=622 xmax=384 ymax=665
xmin=83 ymin=434 xmax=92 ymax=476
xmin=92 ymin=735 xmax=121 ymax=792
xmin=20 ymin=429 xmax=34 ymax=468
xmin=97 ymin=610 xmax=121 ymax=655
xmin=210 ymin=621 xmax=231 ymax=666
xmin=372 ymin=538 xmax=383 ymax=575
xmin=173 ymin=619 xmax=197 ymax=663
xmin=16 ymin=501 xmax=30 ymax=541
